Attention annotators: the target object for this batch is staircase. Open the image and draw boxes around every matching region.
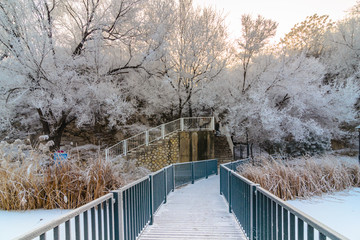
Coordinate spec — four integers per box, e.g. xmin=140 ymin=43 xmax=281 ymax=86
xmin=214 ymin=134 xmax=233 ymax=164
xmin=105 ymin=117 xmax=214 ymax=161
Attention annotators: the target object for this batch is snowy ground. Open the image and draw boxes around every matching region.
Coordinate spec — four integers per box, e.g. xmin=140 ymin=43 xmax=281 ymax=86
xmin=0 ymin=209 xmax=72 ymax=239
xmin=288 ymin=188 xmax=360 ymax=240
xmin=1 ymin=187 xmax=360 ymax=239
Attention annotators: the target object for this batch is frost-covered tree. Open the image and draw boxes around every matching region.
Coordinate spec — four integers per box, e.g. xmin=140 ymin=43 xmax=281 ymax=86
xmin=0 ymin=0 xmax=154 ymax=149
xmin=281 ymin=14 xmax=334 ymax=58
xmin=120 ymin=0 xmax=178 ymax=119
xmin=237 ymin=14 xmax=278 ymax=93
xmin=138 ymin=0 xmax=229 ymax=117
xmin=209 ymin=51 xmax=359 ymax=154
xmin=324 ymin=15 xmax=360 ymax=80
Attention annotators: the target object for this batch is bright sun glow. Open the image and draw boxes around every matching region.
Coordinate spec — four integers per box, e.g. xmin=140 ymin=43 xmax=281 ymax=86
xmin=194 ymin=0 xmax=357 ymax=41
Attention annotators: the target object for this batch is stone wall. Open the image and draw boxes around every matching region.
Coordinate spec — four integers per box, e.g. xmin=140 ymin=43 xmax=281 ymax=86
xmin=132 ymin=133 xmax=180 ymax=172
xmin=129 ymin=131 xmax=215 ymax=172
xmin=127 ymin=131 xmax=214 ymax=172
xmin=179 ymin=131 xmax=214 ymax=163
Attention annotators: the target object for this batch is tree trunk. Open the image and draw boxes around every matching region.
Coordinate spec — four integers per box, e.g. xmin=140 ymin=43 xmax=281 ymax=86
xmin=37 ymin=109 xmax=51 ymax=135
xmin=37 ymin=109 xmax=73 ymax=151
xmin=242 ymin=69 xmax=247 ymax=93
xmin=49 ymin=122 xmax=68 ymax=151
xmin=188 ymin=100 xmax=193 ymax=117
xmin=178 ymin=97 xmax=183 ymax=118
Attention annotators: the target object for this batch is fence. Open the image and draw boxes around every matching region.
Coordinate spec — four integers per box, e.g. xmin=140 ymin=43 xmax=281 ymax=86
xmin=220 ymin=160 xmax=348 ymax=240
xmin=233 ymin=144 xmax=264 ymax=161
xmin=16 ymin=159 xmax=218 ymax=240
xmin=105 ymin=117 xmax=215 ymax=161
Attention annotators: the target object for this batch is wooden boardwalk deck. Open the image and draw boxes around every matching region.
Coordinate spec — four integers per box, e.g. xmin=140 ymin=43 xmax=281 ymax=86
xmin=138 ymin=175 xmax=247 ymax=240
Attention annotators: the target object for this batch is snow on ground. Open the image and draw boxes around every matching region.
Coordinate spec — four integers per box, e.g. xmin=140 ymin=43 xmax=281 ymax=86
xmin=0 ymin=209 xmax=72 ymax=239
xmin=287 ymin=188 xmax=360 ymax=240
xmin=1 ymin=183 xmax=360 ymax=239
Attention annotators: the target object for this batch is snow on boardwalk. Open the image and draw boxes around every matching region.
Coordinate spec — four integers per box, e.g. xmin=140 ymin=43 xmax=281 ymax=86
xmin=138 ymin=175 xmax=247 ymax=240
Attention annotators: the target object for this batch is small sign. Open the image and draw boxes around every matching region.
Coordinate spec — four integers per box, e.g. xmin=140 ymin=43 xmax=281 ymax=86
xmin=54 ymin=150 xmax=67 ymax=165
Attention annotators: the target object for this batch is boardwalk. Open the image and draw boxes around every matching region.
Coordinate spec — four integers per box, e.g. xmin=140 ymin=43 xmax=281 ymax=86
xmin=138 ymin=175 xmax=247 ymax=240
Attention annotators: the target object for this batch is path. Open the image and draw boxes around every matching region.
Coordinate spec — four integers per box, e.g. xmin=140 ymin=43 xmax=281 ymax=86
xmin=138 ymin=175 xmax=247 ymax=240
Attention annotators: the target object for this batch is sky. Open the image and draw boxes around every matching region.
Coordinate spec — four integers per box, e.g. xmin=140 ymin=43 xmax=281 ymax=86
xmin=194 ymin=0 xmax=358 ymax=41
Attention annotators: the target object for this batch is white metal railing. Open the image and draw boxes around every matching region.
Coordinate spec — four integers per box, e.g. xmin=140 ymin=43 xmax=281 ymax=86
xmin=105 ymin=117 xmax=214 ymax=161
xmin=213 ymin=113 xmax=234 ymax=155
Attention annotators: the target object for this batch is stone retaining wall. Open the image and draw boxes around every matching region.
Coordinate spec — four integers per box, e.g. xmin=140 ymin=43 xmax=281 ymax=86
xmin=130 ymin=131 xmax=214 ymax=172
xmin=133 ymin=134 xmax=179 ymax=171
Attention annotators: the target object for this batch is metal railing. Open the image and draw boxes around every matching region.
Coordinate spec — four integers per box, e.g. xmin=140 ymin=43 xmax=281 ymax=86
xmin=16 ymin=159 xmax=218 ymax=240
xmin=15 ymin=193 xmax=115 ymax=240
xmin=105 ymin=117 xmax=215 ymax=161
xmin=213 ymin=113 xmax=234 ymax=155
xmin=220 ymin=160 xmax=349 ymax=240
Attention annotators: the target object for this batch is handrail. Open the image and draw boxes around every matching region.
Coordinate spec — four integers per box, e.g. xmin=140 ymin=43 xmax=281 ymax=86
xmin=213 ymin=113 xmax=234 ymax=155
xmin=117 ymin=175 xmax=150 ymax=192
xmin=256 ymin=186 xmax=347 ymax=239
xmin=220 ymin=159 xmax=349 ymax=240
xmin=15 ymin=193 xmax=114 ymax=240
xmin=105 ymin=117 xmax=215 ymax=161
xmin=15 ymin=159 xmax=218 ymax=240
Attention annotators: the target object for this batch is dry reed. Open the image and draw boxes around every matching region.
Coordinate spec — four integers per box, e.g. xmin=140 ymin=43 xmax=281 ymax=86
xmin=0 ymin=141 xmax=150 ymax=210
xmin=237 ymin=155 xmax=360 ymax=200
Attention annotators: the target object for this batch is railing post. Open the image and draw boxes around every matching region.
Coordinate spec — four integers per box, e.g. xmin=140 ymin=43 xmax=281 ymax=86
xmin=112 ymin=191 xmax=124 ymax=240
xmin=180 ymin=118 xmax=184 ymax=131
xmin=205 ymin=161 xmax=208 ymax=179
xmin=220 ymin=165 xmax=222 ymax=195
xmin=123 ymin=140 xmax=127 ymax=156
xmin=105 ymin=149 xmax=109 ymax=161
xmin=149 ymin=175 xmax=154 ymax=225
xmin=210 ymin=117 xmax=215 ymax=131
xmin=164 ymin=169 xmax=167 ymax=204
xmin=228 ymin=171 xmax=232 ymax=213
xmin=172 ymin=165 xmax=175 ymax=192
xmin=191 ymin=162 xmax=194 ymax=184
xmin=161 ymin=124 xmax=165 ymax=139
xmin=251 ymin=185 xmax=257 ymax=240
xmin=216 ymin=159 xmax=218 ymax=175
xmin=145 ymin=131 xmax=149 ymax=146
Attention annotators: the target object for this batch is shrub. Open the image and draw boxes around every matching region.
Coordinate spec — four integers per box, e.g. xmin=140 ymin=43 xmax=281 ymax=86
xmin=237 ymin=155 xmax=360 ymax=200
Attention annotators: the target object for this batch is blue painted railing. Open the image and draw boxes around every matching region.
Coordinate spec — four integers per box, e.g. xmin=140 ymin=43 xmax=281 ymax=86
xmin=16 ymin=159 xmax=218 ymax=240
xmin=220 ymin=160 xmax=348 ymax=240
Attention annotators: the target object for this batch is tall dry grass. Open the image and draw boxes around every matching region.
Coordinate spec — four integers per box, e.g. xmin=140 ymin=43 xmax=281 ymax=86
xmin=0 ymin=140 xmax=150 ymax=210
xmin=0 ymin=157 xmax=123 ymax=210
xmin=237 ymin=155 xmax=360 ymax=200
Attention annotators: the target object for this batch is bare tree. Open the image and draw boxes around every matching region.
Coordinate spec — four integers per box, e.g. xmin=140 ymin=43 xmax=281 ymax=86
xmin=281 ymin=14 xmax=334 ymax=58
xmin=159 ymin=0 xmax=229 ymax=117
xmin=237 ymin=14 xmax=277 ymax=93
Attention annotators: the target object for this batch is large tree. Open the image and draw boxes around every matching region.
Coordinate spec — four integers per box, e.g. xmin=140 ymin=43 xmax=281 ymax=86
xmin=325 ymin=15 xmax=360 ymax=80
xmin=210 ymin=51 xmax=359 ymax=154
xmin=0 ymin=0 xmax=154 ymax=149
xmin=281 ymin=14 xmax=334 ymax=58
xmin=237 ymin=14 xmax=278 ymax=93
xmin=142 ymin=0 xmax=229 ymax=117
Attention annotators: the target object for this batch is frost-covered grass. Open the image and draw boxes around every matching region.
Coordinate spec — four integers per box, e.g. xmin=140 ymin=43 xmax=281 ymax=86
xmin=237 ymin=155 xmax=360 ymax=200
xmin=0 ymin=140 xmax=150 ymax=210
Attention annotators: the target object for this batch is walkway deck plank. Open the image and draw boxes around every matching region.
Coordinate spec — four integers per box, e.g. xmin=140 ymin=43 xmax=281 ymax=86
xmin=138 ymin=175 xmax=247 ymax=240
